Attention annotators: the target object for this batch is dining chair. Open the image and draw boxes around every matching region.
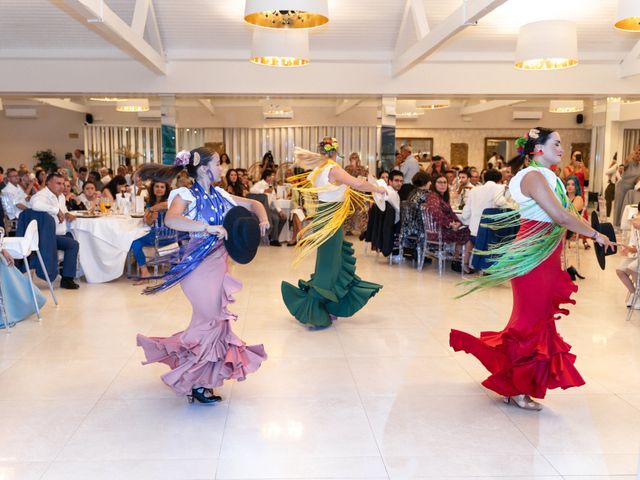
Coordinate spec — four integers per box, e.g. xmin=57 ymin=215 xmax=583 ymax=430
xmin=2 ymin=220 xmax=59 ymax=322
xmin=397 ymin=201 xmax=426 ymax=270
xmin=422 ymin=208 xmax=465 ymax=277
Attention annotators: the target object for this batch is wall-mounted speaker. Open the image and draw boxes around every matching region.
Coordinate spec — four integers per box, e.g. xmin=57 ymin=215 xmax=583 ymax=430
xmin=576 ymin=113 xmax=584 ymax=124
xmin=85 ymin=113 xmax=94 ymax=124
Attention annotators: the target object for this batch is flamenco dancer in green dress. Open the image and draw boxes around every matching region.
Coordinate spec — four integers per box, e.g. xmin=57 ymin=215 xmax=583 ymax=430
xmin=281 ymin=137 xmax=387 ymax=328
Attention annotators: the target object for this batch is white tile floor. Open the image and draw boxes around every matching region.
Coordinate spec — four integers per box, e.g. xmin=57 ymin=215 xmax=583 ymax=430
xmin=0 ymin=241 xmax=639 ymax=479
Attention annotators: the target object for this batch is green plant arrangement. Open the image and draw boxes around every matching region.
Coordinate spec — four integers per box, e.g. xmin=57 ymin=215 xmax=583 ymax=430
xmin=33 ymin=149 xmax=58 ymax=172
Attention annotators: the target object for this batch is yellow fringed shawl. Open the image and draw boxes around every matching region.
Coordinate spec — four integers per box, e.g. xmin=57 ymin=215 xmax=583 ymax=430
xmin=288 ymin=160 xmax=372 ymax=266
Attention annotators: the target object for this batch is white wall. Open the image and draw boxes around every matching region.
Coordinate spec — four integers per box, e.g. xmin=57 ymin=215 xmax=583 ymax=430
xmin=0 ymin=106 xmax=85 ymax=169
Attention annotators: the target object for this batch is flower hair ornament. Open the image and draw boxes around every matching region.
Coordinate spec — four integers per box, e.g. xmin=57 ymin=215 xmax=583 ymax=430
xmin=175 ymin=150 xmax=191 ymax=167
xmin=174 ymin=150 xmax=201 ymax=167
xmin=319 ymin=137 xmax=339 ymax=153
xmin=515 ymin=129 xmax=543 ymax=155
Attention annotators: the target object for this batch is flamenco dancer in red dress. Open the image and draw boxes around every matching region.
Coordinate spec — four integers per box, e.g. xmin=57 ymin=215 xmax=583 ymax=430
xmin=450 ymin=128 xmax=614 ymax=410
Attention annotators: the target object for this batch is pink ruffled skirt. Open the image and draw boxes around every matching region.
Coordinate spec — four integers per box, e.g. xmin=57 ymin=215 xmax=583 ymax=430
xmin=137 ymin=247 xmax=267 ymax=395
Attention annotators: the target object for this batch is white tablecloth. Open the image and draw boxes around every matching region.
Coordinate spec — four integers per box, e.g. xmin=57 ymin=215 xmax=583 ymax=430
xmin=71 ymin=215 xmax=149 ymax=283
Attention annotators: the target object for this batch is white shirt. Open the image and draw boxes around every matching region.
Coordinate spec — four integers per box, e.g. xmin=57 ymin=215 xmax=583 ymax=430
xmin=461 ymin=181 xmax=509 ymax=236
xmin=387 ymin=188 xmax=401 ymax=223
xmin=168 ymin=187 xmax=236 ymax=221
xmin=2 ymin=182 xmax=29 ymax=219
xmin=310 ymin=163 xmax=347 ymax=203
xmin=250 ymin=179 xmax=273 ymax=195
xmin=400 ymin=156 xmax=420 ymax=184
xmin=509 ymin=166 xmax=565 ymax=223
xmin=31 ymin=187 xmax=69 ymax=235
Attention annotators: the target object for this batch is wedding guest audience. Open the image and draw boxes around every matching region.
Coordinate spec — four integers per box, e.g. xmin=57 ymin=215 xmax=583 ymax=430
xmin=117 ymin=165 xmax=132 ymax=185
xmin=250 ymin=168 xmax=286 ymax=246
xmin=429 ymin=155 xmax=447 ymax=177
xmin=100 ymin=167 xmax=112 ymax=185
xmin=407 ymin=171 xmax=432 ymax=204
xmin=225 ymin=169 xmax=245 ymax=197
xmin=34 ymin=169 xmax=47 ymax=191
xmin=617 ymin=210 xmax=640 ymax=307
xmin=445 ymin=169 xmax=456 ymax=187
xmin=73 ymin=149 xmax=85 ymax=166
xmin=2 ymin=168 xmax=30 ymax=221
xmin=19 ymin=171 xmax=37 ymax=197
xmin=387 ymin=170 xmax=403 ymax=225
xmin=76 ymin=166 xmax=89 ymax=192
xmin=31 ymin=172 xmax=79 ymax=289
xmin=469 ymin=168 xmax=481 ymax=186
xmin=461 ymin=169 xmax=508 ymax=266
xmin=220 ymin=153 xmax=231 ymax=178
xmin=77 ymin=181 xmax=100 ymax=211
xmin=399 ymin=144 xmax=420 ymax=185
xmin=130 ymin=180 xmax=171 ymax=283
xmin=344 ymin=153 xmax=369 ymax=235
xmin=63 ymin=179 xmax=86 ymax=211
xmin=237 ymin=168 xmax=253 ymax=190
xmin=378 ymin=170 xmax=389 ymax=184
xmin=425 ymin=173 xmax=471 ymax=272
xmin=101 ymin=175 xmax=128 ymax=202
xmin=133 ymin=175 xmax=149 ymax=200
xmin=88 ymin=170 xmax=103 ymax=191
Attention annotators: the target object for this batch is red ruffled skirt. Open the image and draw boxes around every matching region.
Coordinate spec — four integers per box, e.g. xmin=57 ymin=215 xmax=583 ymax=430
xmin=450 ymin=220 xmax=585 ymax=399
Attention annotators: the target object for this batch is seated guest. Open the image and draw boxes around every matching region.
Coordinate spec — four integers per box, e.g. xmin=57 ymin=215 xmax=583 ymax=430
xmin=175 ymin=170 xmax=192 ymax=188
xmin=225 ymin=169 xmax=245 ymax=197
xmin=0 ymin=248 xmax=46 ymax=326
xmin=407 ymin=171 xmax=431 ymax=205
xmin=425 ymin=173 xmax=471 ymax=272
xmin=2 ymin=168 xmax=30 ymax=221
xmin=452 ymin=168 xmax=474 ymax=209
xmin=387 ymin=170 xmax=403 ymax=226
xmin=99 ymin=167 xmax=112 ymax=185
xmin=77 ymin=181 xmax=100 ymax=211
xmin=101 ymin=175 xmax=128 ymax=202
xmin=63 ymin=179 xmax=86 ymax=211
xmin=237 ymin=168 xmax=253 ymax=191
xmin=250 ymin=168 xmax=286 ymax=246
xmin=461 ymin=169 xmax=509 ymax=269
xmin=88 ymin=170 xmax=103 ymax=191
xmin=19 ymin=171 xmax=37 ymax=197
xmin=31 ymin=173 xmax=79 ymax=289
xmin=130 ymin=181 xmax=171 ymax=283
xmin=469 ymin=167 xmax=481 ymax=186
xmin=445 ymin=169 xmax=456 ymax=187
xmin=34 ymin=169 xmax=47 ymax=191
xmin=617 ymin=210 xmax=640 ymax=307
xmin=76 ymin=166 xmax=89 ymax=192
xmin=378 ymin=170 xmax=389 ymax=185
xmin=117 ymin=165 xmax=132 ymax=185
xmin=133 ymin=175 xmax=149 ymax=200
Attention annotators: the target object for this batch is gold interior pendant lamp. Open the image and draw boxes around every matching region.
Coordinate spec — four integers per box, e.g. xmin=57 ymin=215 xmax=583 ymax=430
xmin=250 ymin=28 xmax=310 ymax=67
xmin=244 ymin=0 xmax=329 ymax=29
xmin=615 ymin=0 xmax=640 ymax=31
xmin=515 ymin=20 xmax=578 ymax=70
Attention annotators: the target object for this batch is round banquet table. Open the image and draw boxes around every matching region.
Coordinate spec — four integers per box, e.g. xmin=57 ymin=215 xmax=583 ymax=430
xmin=71 ymin=215 xmax=149 ymax=283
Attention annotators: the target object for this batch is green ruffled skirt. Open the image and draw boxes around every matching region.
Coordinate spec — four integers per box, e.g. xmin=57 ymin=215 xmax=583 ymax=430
xmin=281 ymin=225 xmax=382 ymax=328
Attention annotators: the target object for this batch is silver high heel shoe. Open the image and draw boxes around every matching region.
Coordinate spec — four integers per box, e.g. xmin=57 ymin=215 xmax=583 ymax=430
xmin=503 ymin=394 xmax=543 ymax=411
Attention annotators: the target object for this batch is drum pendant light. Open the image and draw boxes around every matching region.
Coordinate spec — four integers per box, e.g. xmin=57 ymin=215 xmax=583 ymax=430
xmin=615 ymin=0 xmax=640 ymax=31
xmin=244 ymin=0 xmax=329 ymax=29
xmin=250 ymin=28 xmax=310 ymax=67
xmin=515 ymin=20 xmax=578 ymax=70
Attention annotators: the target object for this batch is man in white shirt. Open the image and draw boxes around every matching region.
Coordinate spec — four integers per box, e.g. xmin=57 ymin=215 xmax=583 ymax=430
xmin=1 ymin=168 xmax=29 ymax=220
xmin=31 ymin=172 xmax=80 ymax=289
xmin=249 ymin=168 xmax=286 ymax=246
xmin=461 ymin=169 xmax=509 ymax=239
xmin=387 ymin=170 xmax=403 ymax=225
xmin=399 ymin=144 xmax=420 ymax=184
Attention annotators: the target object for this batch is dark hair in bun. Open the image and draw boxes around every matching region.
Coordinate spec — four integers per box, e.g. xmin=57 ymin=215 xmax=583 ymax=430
xmin=508 ymin=127 xmax=556 ymax=172
xmin=135 ymin=147 xmax=217 ymax=184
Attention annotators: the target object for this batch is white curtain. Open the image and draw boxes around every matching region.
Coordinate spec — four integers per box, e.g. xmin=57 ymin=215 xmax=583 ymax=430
xmin=623 ymin=129 xmax=640 ymax=161
xmin=83 ymin=125 xmax=161 ymax=170
xmin=222 ymin=126 xmax=381 ymax=173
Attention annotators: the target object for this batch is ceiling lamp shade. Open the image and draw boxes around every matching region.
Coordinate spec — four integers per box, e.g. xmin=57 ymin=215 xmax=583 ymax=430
xmin=244 ymin=0 xmax=329 ymax=29
xmin=549 ymin=100 xmax=584 ymax=113
xmin=250 ymin=28 xmax=310 ymax=67
xmin=416 ymin=99 xmax=450 ymax=110
xmin=396 ymin=100 xmax=424 ymax=119
xmin=90 ymin=97 xmax=127 ymax=102
xmin=515 ymin=20 xmax=578 ymax=70
xmin=116 ymin=99 xmax=150 ymax=112
xmin=615 ymin=0 xmax=640 ymax=31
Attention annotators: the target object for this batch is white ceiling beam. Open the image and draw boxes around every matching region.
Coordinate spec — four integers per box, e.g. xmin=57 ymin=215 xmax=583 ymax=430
xmin=460 ymin=99 xmax=526 ymax=115
xmin=48 ymin=0 xmax=166 ymax=75
xmin=131 ymin=0 xmax=151 ymax=35
xmin=198 ymin=99 xmax=215 ymax=116
xmin=392 ymin=0 xmax=509 ymax=77
xmin=33 ymin=98 xmax=91 ymax=113
xmin=395 ymin=0 xmax=430 ymax=55
xmin=620 ymin=39 xmax=640 ymax=78
xmin=335 ymin=99 xmax=362 ymax=116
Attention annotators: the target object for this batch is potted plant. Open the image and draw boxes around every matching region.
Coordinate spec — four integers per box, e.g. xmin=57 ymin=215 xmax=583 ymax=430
xmin=33 ymin=149 xmax=58 ymax=172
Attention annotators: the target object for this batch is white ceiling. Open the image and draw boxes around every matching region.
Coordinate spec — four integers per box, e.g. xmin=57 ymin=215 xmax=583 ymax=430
xmin=0 ymin=0 xmax=636 ymax=61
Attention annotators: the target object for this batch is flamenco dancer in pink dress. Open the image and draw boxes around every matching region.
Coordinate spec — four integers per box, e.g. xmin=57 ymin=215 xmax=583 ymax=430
xmin=136 ymin=148 xmax=270 ymax=404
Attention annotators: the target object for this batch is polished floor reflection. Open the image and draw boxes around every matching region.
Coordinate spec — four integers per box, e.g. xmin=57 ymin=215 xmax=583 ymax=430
xmin=0 ymin=241 xmax=638 ymax=479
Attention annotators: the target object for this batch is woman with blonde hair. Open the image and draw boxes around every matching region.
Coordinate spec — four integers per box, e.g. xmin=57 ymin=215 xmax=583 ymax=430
xmin=343 ymin=152 xmax=369 ymax=235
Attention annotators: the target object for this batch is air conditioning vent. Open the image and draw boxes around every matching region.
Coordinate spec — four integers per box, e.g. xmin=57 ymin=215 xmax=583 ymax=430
xmin=512 ymin=110 xmax=543 ymax=120
xmin=5 ymin=108 xmax=37 ymax=118
xmin=138 ymin=110 xmax=161 ymax=120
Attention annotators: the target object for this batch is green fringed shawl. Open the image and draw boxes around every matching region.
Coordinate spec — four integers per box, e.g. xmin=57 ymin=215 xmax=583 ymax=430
xmin=459 ymin=161 xmax=578 ymax=297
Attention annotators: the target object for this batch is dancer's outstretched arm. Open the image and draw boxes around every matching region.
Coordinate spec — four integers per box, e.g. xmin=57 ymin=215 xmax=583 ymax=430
xmin=329 ymin=167 xmax=387 ymax=195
